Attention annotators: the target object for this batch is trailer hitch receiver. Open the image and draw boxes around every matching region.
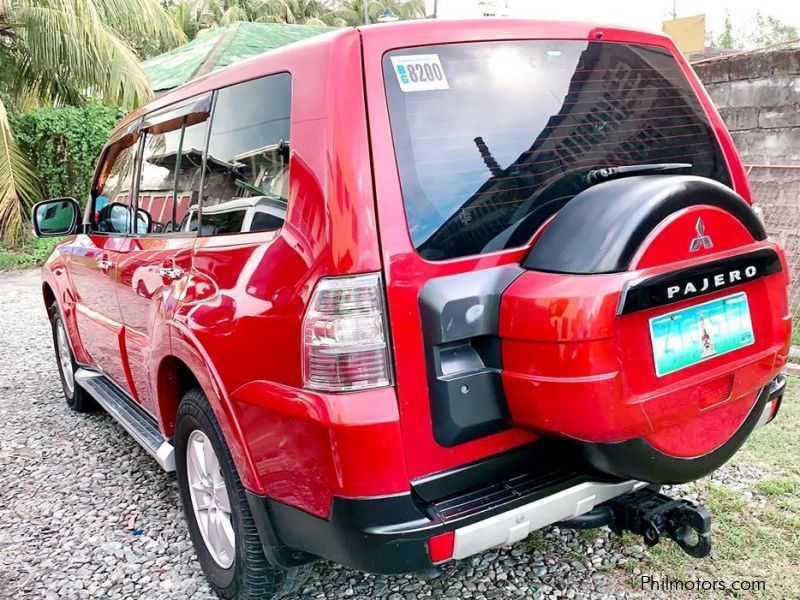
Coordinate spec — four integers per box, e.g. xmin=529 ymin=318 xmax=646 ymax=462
xmin=607 ymin=489 xmax=712 ymax=558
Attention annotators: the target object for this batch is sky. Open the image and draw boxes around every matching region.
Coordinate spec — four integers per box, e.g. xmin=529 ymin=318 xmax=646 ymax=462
xmin=425 ymin=0 xmax=800 ymax=45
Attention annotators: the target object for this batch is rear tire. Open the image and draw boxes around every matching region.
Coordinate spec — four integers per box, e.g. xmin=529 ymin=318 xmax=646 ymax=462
xmin=175 ymin=388 xmax=310 ymax=599
xmin=49 ymin=306 xmax=93 ymax=412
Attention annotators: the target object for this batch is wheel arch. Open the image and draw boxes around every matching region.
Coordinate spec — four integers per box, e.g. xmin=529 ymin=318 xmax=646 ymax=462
xmin=42 ymin=278 xmax=90 ymax=364
xmin=155 ymin=342 xmax=263 ymax=495
xmin=156 ymin=355 xmax=200 ymax=437
xmin=42 ymin=281 xmax=56 ymax=310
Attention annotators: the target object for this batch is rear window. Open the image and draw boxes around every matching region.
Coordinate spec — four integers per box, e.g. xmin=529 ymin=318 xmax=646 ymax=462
xmin=201 ymin=209 xmax=247 ymax=235
xmin=383 ymin=41 xmax=732 ymax=261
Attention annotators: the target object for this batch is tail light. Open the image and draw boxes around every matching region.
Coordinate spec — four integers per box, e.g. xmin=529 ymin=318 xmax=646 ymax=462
xmin=302 ymin=273 xmax=393 ymax=392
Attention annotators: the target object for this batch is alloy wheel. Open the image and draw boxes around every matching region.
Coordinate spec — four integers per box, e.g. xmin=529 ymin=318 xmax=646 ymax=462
xmin=186 ymin=429 xmax=235 ymax=568
xmin=55 ymin=319 xmax=74 ymax=396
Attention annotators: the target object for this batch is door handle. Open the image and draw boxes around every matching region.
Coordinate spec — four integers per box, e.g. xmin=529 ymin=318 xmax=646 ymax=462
xmin=157 ymin=265 xmax=184 ymax=281
xmin=97 ymin=258 xmax=114 ymax=271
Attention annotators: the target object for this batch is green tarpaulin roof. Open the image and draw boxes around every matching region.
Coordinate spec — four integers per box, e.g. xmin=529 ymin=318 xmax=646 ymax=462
xmin=143 ymin=22 xmax=336 ymax=91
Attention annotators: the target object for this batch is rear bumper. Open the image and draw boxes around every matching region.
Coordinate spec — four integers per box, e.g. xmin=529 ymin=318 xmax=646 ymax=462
xmin=247 ymin=375 xmax=786 ymax=574
xmin=755 ymin=374 xmax=785 ymax=428
xmin=247 ymin=471 xmax=641 ymax=574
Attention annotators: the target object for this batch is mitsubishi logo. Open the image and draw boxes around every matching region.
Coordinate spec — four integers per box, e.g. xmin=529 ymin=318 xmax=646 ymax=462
xmin=689 ymin=218 xmax=713 ymax=252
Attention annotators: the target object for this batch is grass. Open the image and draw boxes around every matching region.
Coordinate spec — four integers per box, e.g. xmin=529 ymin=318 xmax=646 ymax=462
xmin=0 ymin=237 xmax=62 ymax=271
xmin=619 ymin=377 xmax=800 ymax=598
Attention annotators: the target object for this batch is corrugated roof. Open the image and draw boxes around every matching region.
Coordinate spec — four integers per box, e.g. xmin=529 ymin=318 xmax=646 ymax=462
xmin=143 ymin=22 xmax=336 ymax=91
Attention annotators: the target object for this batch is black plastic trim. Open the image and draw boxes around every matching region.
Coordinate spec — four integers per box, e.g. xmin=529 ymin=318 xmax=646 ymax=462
xmin=411 ymin=439 xmax=579 ymax=502
xmin=558 ymin=505 xmax=615 ymax=530
xmin=245 ymin=494 xmax=325 ymax=569
xmin=523 ymin=175 xmax=766 ymax=275
xmin=246 ymin=449 xmax=614 ymax=574
xmin=418 ymin=266 xmax=523 ymax=447
xmin=419 ymin=266 xmax=523 ymax=344
xmin=248 ymin=470 xmax=597 ymax=574
xmin=618 ymin=247 xmax=782 ymax=314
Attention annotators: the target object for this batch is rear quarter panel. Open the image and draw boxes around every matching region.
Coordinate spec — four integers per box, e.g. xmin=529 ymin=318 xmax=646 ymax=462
xmin=168 ymin=30 xmax=409 ymax=514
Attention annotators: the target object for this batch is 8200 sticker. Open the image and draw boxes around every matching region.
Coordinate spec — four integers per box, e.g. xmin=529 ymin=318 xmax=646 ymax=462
xmin=390 ymin=54 xmax=450 ymax=92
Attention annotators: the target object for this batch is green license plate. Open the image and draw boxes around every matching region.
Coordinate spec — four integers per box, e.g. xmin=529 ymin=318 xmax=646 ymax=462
xmin=649 ymin=292 xmax=755 ymax=377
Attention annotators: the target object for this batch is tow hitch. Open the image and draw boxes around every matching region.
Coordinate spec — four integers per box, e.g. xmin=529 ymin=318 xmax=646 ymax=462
xmin=607 ymin=489 xmax=712 ymax=558
xmin=561 ymin=488 xmax=712 ymax=558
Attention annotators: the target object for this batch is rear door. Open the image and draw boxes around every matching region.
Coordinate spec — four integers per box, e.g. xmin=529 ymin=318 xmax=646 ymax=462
xmin=114 ymin=96 xmax=211 ymax=415
xmin=67 ymin=130 xmax=140 ymax=394
xmin=177 ymin=73 xmax=294 ymax=396
xmin=362 ymin=31 xmax=739 ymax=480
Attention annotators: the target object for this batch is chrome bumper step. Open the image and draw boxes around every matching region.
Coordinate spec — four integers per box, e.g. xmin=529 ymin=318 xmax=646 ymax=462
xmin=450 ymin=479 xmax=646 ymax=559
xmin=75 ymin=369 xmax=175 ymax=472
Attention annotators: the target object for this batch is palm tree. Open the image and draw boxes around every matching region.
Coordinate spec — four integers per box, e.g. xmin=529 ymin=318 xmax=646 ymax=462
xmin=168 ymin=0 xmax=344 ymax=38
xmin=0 ymin=0 xmax=184 ymax=244
xmin=328 ymin=0 xmax=425 ymax=25
xmin=163 ymin=0 xmax=216 ymax=42
xmin=167 ymin=0 xmax=424 ymax=39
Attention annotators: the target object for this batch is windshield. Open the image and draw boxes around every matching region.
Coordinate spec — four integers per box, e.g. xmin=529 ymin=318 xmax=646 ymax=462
xmin=383 ymin=41 xmax=732 ymax=261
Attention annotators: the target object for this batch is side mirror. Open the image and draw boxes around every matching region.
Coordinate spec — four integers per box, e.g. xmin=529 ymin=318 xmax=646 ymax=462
xmin=32 ymin=197 xmax=80 ymax=237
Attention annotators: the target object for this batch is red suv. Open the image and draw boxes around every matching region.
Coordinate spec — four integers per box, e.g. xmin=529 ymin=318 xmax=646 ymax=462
xmin=33 ymin=19 xmax=789 ymax=599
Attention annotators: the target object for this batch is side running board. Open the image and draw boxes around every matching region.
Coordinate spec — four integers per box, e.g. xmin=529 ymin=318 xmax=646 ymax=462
xmin=75 ymin=369 xmax=175 ymax=472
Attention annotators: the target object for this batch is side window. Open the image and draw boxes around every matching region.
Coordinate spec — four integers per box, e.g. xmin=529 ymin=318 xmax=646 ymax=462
xmin=138 ymin=117 xmax=208 ymax=235
xmin=92 ymin=140 xmax=138 ymax=234
xmin=202 ymin=73 xmax=291 ymax=236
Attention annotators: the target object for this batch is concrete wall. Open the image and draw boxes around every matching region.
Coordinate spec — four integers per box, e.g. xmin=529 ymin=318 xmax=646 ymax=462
xmin=694 ymin=49 xmax=800 ymax=165
xmin=694 ymin=50 xmax=800 ymax=307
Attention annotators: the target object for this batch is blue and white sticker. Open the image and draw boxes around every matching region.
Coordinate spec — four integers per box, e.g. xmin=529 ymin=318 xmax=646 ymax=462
xmin=390 ymin=54 xmax=449 ymax=92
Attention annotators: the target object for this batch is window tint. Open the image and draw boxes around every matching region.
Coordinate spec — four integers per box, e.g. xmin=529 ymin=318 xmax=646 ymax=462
xmin=202 ymin=73 xmax=291 ymax=236
xmin=251 ymin=210 xmax=284 ymax=231
xmin=93 ymin=141 xmax=138 ymax=234
xmin=384 ymin=41 xmax=732 ymax=261
xmin=137 ymin=118 xmax=208 ymax=235
xmin=201 ymin=209 xmax=247 ymax=235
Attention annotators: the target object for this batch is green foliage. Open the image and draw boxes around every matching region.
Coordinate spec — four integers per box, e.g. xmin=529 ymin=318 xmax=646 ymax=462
xmin=329 ymin=0 xmax=425 ymax=26
xmin=166 ymin=0 xmax=426 ymax=39
xmin=166 ymin=0 xmax=345 ymax=37
xmin=749 ymin=12 xmax=799 ymax=49
xmin=12 ymin=104 xmax=124 ymax=207
xmin=708 ymin=10 xmax=741 ymax=50
xmin=708 ymin=10 xmax=799 ymax=51
xmin=0 ymin=97 xmax=41 ymax=246
xmin=0 ymin=236 xmax=61 ymax=270
xmin=0 ymin=0 xmax=184 ymax=245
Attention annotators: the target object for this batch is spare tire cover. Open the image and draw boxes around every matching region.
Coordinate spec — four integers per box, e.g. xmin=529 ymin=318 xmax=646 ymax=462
xmin=500 ymin=175 xmax=788 ymax=484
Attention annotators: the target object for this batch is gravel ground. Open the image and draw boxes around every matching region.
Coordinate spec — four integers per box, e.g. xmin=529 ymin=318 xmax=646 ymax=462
xmin=0 ymin=268 xmax=686 ymax=599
